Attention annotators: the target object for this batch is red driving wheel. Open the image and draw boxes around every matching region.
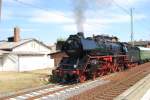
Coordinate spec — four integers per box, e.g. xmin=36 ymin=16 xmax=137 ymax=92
xmin=79 ymin=75 xmax=86 ymax=83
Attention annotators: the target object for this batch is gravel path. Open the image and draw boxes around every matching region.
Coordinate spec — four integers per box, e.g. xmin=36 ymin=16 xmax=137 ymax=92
xmin=69 ymin=63 xmax=150 ymax=100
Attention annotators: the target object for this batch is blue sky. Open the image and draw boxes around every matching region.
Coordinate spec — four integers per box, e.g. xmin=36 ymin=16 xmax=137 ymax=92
xmin=0 ymin=0 xmax=150 ymax=44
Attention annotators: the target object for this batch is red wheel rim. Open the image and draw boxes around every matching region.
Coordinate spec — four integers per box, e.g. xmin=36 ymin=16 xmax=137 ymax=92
xmin=79 ymin=75 xmax=86 ymax=83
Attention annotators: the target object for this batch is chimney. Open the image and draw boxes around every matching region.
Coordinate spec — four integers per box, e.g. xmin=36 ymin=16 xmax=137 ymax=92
xmin=14 ymin=27 xmax=20 ymax=42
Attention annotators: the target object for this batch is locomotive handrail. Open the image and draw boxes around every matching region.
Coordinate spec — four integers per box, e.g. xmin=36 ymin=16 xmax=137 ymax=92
xmin=88 ymin=55 xmax=128 ymax=59
xmin=60 ymin=64 xmax=74 ymax=66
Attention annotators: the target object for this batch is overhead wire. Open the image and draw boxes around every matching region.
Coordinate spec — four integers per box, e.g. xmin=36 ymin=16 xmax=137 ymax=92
xmin=112 ymin=0 xmax=150 ymax=40
xmin=12 ymin=0 xmax=67 ymax=19
xmin=12 ymin=0 xmax=148 ymax=29
xmin=111 ymin=0 xmax=130 ymax=15
xmin=13 ymin=0 xmax=50 ymax=12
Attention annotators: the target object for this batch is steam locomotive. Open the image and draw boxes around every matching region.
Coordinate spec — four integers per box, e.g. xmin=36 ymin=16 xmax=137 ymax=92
xmin=52 ymin=32 xmax=150 ymax=83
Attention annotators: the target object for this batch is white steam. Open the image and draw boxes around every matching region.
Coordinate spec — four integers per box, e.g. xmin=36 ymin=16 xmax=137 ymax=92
xmin=73 ymin=0 xmax=113 ymax=32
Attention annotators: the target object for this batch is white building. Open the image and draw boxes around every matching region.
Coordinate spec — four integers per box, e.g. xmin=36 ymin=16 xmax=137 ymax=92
xmin=0 ymin=27 xmax=54 ymax=72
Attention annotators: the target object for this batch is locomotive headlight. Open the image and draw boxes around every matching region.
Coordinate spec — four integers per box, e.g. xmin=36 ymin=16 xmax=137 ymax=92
xmin=68 ymin=40 xmax=72 ymax=44
xmin=74 ymin=65 xmax=77 ymax=68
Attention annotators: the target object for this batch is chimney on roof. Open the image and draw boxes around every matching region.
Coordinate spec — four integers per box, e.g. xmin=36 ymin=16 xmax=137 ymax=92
xmin=14 ymin=27 xmax=20 ymax=42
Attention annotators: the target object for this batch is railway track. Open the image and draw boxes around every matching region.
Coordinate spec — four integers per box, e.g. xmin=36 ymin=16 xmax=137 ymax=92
xmin=0 ymin=84 xmax=68 ymax=100
xmin=1 ymin=63 xmax=150 ymax=100
xmin=69 ymin=62 xmax=150 ymax=100
xmin=0 ymin=76 xmax=109 ymax=100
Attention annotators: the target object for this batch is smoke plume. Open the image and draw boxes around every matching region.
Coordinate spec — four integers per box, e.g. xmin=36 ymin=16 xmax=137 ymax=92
xmin=73 ymin=0 xmax=113 ymax=32
xmin=73 ymin=0 xmax=88 ymax=32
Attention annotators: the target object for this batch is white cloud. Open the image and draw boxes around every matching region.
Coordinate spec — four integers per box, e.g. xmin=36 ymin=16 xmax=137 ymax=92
xmin=90 ymin=0 xmax=148 ymax=10
xmin=1 ymin=10 xmax=12 ymax=20
xmin=29 ymin=10 xmax=74 ymax=24
xmin=7 ymin=0 xmax=146 ymax=34
xmin=114 ymin=0 xmax=137 ymax=6
xmin=29 ymin=9 xmax=146 ymax=24
xmin=112 ymin=0 xmax=148 ymax=7
xmin=27 ymin=9 xmax=147 ymax=34
xmin=87 ymin=13 xmax=146 ymax=24
xmin=0 ymin=28 xmax=35 ymax=33
xmin=21 ymin=28 xmax=36 ymax=33
xmin=2 ymin=0 xmax=38 ymax=20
